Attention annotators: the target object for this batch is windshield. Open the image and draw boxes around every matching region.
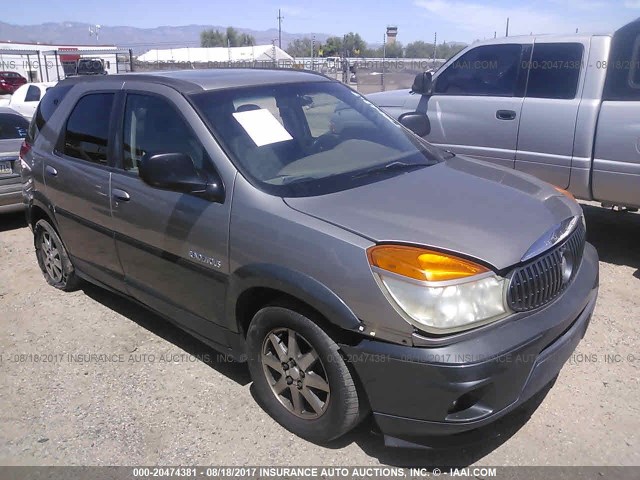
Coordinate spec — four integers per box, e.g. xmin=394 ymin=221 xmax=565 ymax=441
xmin=191 ymin=81 xmax=448 ymax=197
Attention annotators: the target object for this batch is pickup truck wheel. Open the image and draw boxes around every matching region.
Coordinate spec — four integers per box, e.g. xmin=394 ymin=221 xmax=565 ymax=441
xmin=34 ymin=219 xmax=80 ymax=291
xmin=246 ymin=305 xmax=361 ymax=443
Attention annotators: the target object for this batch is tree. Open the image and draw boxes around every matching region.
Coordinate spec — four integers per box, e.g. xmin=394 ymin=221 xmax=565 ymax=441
xmin=322 ymin=36 xmax=343 ymax=56
xmin=239 ymin=33 xmax=255 ymax=47
xmin=286 ymin=37 xmax=315 ymax=57
xmin=200 ymin=27 xmax=256 ymax=47
xmin=384 ymin=42 xmax=404 ymax=58
xmin=405 ymin=40 xmax=435 ymax=58
xmin=200 ymin=29 xmax=226 ymax=47
xmin=343 ymin=32 xmax=367 ymax=57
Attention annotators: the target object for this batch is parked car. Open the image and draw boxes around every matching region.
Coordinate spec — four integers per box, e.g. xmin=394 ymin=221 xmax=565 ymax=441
xmin=0 ymin=107 xmax=29 ymax=213
xmin=67 ymin=58 xmax=107 ymax=77
xmin=22 ymin=70 xmax=598 ymax=446
xmin=7 ymin=82 xmax=56 ymax=120
xmin=0 ymin=71 xmax=27 ymax=95
xmin=369 ymin=19 xmax=640 ymax=210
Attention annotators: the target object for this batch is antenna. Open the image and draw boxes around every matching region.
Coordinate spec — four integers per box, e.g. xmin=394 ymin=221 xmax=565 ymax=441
xmin=89 ymin=24 xmax=101 ymax=44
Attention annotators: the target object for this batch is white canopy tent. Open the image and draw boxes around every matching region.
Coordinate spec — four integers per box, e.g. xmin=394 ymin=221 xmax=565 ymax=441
xmin=137 ymin=45 xmax=293 ymax=64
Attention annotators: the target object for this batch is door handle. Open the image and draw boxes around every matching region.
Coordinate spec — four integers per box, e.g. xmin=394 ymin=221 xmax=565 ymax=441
xmin=45 ymin=165 xmax=58 ymax=176
xmin=496 ymin=110 xmax=517 ymax=120
xmin=112 ymin=188 xmax=131 ymax=201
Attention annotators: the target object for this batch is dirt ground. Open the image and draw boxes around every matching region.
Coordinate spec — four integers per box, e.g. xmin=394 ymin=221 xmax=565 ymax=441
xmin=0 ymin=202 xmax=638 ymax=467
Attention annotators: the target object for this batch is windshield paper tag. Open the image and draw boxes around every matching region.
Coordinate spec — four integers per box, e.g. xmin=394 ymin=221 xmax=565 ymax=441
xmin=232 ymin=109 xmax=293 ymax=147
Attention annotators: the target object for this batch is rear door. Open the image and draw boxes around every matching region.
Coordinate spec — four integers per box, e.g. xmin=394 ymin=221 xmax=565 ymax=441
xmin=424 ymin=43 xmax=529 ymax=168
xmin=40 ymin=85 xmax=124 ymax=290
xmin=515 ymin=40 xmax=587 ymax=188
xmin=592 ymin=20 xmax=640 ymax=208
xmin=109 ymin=82 xmax=234 ymax=346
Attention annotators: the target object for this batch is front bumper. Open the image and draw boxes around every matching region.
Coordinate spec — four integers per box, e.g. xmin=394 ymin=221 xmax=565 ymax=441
xmin=342 ymin=242 xmax=599 ymax=442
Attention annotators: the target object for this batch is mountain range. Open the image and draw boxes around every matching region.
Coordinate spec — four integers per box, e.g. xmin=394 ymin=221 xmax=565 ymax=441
xmin=0 ymin=21 xmax=333 ymax=54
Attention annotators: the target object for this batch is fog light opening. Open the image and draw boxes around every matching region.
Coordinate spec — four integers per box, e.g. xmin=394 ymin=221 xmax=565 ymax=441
xmin=448 ymin=392 xmax=481 ymax=415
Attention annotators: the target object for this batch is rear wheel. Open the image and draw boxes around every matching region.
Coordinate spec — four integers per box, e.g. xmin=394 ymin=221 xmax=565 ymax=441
xmin=34 ymin=219 xmax=80 ymax=291
xmin=246 ymin=304 xmax=362 ymax=442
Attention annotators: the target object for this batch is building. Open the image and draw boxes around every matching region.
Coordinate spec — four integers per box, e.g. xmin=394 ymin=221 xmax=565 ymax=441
xmin=137 ymin=45 xmax=293 ymax=66
xmin=386 ymin=26 xmax=398 ymax=44
xmin=0 ymin=41 xmax=131 ymax=82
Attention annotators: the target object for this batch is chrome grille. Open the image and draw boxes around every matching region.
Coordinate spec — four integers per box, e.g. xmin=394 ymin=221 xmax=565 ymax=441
xmin=507 ymin=222 xmax=586 ymax=312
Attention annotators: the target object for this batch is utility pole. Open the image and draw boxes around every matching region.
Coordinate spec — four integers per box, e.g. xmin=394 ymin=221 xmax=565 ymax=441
xmin=311 ymin=35 xmax=315 ymax=71
xmin=506 ymin=17 xmax=509 ymax=37
xmin=277 ymin=9 xmax=284 ymax=49
xmin=433 ymin=32 xmax=437 ymax=67
xmin=382 ymin=32 xmax=386 ymax=92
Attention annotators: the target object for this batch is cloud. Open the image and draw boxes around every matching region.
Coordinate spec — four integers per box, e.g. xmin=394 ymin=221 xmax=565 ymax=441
xmin=625 ymin=0 xmax=640 ymax=8
xmin=413 ymin=0 xmax=616 ymax=39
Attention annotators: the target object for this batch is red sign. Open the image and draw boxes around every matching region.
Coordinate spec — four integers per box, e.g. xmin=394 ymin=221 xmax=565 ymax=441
xmin=59 ymin=47 xmax=80 ymax=62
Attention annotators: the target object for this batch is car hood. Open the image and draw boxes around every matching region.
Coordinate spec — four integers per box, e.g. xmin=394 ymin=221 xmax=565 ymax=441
xmin=284 ymin=156 xmax=582 ymax=270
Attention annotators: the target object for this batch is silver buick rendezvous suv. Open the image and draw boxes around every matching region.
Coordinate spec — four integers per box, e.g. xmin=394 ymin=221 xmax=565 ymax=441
xmin=20 ymin=69 xmax=599 ymax=446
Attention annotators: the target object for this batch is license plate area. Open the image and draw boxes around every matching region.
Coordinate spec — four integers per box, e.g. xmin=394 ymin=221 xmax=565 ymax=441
xmin=0 ymin=160 xmax=13 ymax=175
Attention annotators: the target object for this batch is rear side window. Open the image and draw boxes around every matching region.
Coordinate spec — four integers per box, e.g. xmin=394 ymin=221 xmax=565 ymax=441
xmin=525 ymin=43 xmax=583 ymax=99
xmin=62 ymin=93 xmax=114 ymax=165
xmin=0 ymin=114 xmax=29 ymax=139
xmin=25 ymin=85 xmax=41 ymax=102
xmin=604 ymin=20 xmax=640 ymax=101
xmin=31 ymin=84 xmax=73 ymax=140
xmin=434 ymin=44 xmax=523 ymax=96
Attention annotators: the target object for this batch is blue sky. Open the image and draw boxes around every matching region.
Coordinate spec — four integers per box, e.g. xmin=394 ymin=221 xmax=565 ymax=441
xmin=14 ymin=0 xmax=640 ymax=43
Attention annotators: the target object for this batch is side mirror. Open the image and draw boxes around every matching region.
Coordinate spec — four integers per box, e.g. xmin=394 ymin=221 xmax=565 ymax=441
xmin=411 ymin=71 xmax=433 ymax=95
xmin=399 ymin=112 xmax=431 ymax=137
xmin=139 ymin=153 xmax=224 ymax=202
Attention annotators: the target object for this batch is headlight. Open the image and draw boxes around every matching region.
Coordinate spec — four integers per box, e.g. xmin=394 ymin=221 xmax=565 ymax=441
xmin=367 ymin=245 xmax=510 ymax=334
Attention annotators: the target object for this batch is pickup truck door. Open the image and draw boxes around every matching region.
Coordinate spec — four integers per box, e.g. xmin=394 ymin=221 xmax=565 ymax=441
xmin=108 ymin=83 xmax=235 ymax=347
xmin=592 ymin=19 xmax=640 ymax=208
xmin=514 ymin=39 xmax=588 ymax=188
xmin=417 ymin=43 xmax=529 ymax=169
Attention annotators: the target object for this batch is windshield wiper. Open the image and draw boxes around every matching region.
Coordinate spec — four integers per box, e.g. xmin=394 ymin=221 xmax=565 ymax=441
xmin=351 ymin=161 xmax=432 ymax=179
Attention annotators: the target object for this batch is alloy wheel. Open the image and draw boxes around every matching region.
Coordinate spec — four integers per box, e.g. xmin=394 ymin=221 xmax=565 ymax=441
xmin=40 ymin=231 xmax=64 ymax=283
xmin=261 ymin=327 xmax=331 ymax=419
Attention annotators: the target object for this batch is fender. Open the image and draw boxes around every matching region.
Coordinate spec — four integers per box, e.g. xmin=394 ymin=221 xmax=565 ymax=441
xmin=225 ymin=263 xmax=362 ymax=333
xmin=26 ymin=192 xmax=57 ymax=231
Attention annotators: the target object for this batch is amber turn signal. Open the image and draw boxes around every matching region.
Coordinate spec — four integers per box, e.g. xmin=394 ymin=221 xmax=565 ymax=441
xmin=553 ymin=186 xmax=575 ymax=200
xmin=367 ymin=245 xmax=489 ymax=282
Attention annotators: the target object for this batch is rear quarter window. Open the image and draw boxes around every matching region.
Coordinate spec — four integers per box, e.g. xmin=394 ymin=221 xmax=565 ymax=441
xmin=30 ymin=84 xmax=73 ymax=142
xmin=603 ymin=21 xmax=640 ymax=101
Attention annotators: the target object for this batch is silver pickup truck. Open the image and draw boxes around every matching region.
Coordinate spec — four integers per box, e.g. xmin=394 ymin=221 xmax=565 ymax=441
xmin=369 ymin=19 xmax=640 ymax=209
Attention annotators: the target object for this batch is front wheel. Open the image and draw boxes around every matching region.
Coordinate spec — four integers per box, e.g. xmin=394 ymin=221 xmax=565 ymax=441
xmin=246 ymin=305 xmax=362 ymax=443
xmin=34 ymin=219 xmax=80 ymax=291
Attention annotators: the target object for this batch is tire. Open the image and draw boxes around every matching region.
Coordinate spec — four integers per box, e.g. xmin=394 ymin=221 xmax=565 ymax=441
xmin=34 ymin=219 xmax=80 ymax=291
xmin=246 ymin=304 xmax=362 ymax=443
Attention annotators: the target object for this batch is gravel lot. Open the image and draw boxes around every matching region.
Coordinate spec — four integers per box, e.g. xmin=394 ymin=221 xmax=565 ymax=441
xmin=0 ymin=203 xmax=638 ymax=467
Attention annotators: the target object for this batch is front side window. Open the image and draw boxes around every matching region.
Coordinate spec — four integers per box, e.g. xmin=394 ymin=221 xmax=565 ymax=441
xmin=122 ymin=94 xmax=210 ymax=173
xmin=25 ymin=85 xmax=41 ymax=102
xmin=434 ymin=44 xmax=523 ymax=96
xmin=62 ymin=93 xmax=114 ymax=165
xmin=0 ymin=114 xmax=29 ymax=139
xmin=191 ymin=81 xmax=446 ymax=197
xmin=525 ymin=43 xmax=583 ymax=99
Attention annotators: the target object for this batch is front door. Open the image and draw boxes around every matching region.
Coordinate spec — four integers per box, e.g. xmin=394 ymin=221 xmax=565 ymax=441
xmin=515 ymin=41 xmax=587 ymax=188
xmin=109 ymin=84 xmax=233 ymax=345
xmin=421 ymin=43 xmax=529 ymax=169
